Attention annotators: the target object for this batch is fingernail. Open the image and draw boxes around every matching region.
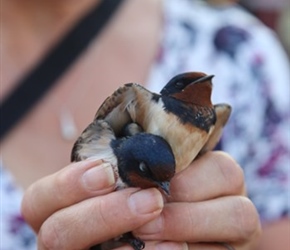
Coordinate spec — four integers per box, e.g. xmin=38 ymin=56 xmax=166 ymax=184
xmin=128 ymin=189 xmax=164 ymax=215
xmin=82 ymin=163 xmax=115 ymax=191
xmin=156 ymin=242 xmax=188 ymax=250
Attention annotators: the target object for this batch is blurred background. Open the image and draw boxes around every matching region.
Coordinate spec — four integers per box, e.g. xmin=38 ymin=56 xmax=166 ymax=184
xmin=240 ymin=0 xmax=290 ymax=57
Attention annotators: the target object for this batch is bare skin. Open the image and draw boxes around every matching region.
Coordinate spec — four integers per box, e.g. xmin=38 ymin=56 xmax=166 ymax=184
xmin=22 ymin=152 xmax=261 ymax=249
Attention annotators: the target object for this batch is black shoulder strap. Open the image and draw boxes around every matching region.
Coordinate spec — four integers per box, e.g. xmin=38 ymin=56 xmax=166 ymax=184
xmin=0 ymin=0 xmax=124 ymax=141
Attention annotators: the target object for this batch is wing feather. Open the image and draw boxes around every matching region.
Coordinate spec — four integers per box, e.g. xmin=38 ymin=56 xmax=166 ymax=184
xmin=199 ymin=103 xmax=232 ymax=154
xmin=71 ymin=120 xmax=116 ymax=163
xmin=95 ymin=83 xmax=154 ymax=135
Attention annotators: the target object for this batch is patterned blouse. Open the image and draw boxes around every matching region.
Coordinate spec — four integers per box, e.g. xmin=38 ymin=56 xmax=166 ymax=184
xmin=1 ymin=0 xmax=289 ymax=249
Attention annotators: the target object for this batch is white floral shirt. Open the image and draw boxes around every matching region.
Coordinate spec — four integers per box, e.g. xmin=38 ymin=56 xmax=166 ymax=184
xmin=0 ymin=166 xmax=36 ymax=250
xmin=1 ymin=0 xmax=289 ymax=249
xmin=147 ymin=0 xmax=290 ymax=223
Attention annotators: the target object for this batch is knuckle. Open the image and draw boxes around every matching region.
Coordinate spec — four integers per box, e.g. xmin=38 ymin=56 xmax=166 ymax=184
xmin=53 ymin=169 xmax=76 ymax=202
xmin=216 ymin=152 xmax=244 ymax=194
xmin=96 ymin=198 xmax=115 ymax=233
xmin=93 ymin=190 xmax=145 ymax=237
xmin=39 ymin=216 xmax=62 ymax=250
xmin=21 ymin=184 xmax=40 ymax=230
xmin=233 ymin=197 xmax=261 ymax=240
xmin=21 ymin=186 xmax=33 ymax=218
xmin=97 ymin=192 xmax=138 ymax=230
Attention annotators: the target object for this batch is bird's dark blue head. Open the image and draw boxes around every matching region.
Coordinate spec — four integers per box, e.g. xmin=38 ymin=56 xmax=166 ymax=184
xmin=160 ymin=72 xmax=214 ymax=107
xmin=111 ymin=133 xmax=175 ymax=195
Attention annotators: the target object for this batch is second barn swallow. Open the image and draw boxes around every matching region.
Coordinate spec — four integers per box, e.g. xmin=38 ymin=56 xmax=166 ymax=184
xmin=95 ymin=72 xmax=231 ymax=173
xmin=71 ymin=119 xmax=175 ymax=250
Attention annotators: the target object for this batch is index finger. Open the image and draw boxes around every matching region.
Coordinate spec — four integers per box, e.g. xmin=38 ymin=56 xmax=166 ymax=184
xmin=21 ymin=159 xmax=116 ymax=232
xmin=136 ymin=196 xmax=261 ymax=244
xmin=169 ymin=151 xmax=245 ymax=202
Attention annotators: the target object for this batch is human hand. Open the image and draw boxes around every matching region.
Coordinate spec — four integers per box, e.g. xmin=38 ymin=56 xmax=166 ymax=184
xmin=21 ymin=159 xmax=165 ymax=250
xmin=22 ymin=152 xmax=261 ymax=250
xmin=132 ymin=151 xmax=262 ymax=250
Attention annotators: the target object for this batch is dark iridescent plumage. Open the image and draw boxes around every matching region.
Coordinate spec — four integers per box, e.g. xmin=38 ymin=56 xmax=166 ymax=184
xmin=71 ymin=119 xmax=175 ymax=250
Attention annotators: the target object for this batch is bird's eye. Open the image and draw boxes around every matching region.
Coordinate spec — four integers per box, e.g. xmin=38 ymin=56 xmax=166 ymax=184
xmin=139 ymin=162 xmax=149 ymax=173
xmin=175 ymin=81 xmax=184 ymax=88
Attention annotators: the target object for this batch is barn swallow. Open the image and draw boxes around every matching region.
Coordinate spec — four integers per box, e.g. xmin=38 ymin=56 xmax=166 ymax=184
xmin=95 ymin=72 xmax=231 ymax=173
xmin=71 ymin=119 xmax=175 ymax=250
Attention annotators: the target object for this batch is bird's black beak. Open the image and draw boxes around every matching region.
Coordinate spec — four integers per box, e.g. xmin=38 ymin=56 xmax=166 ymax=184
xmin=157 ymin=181 xmax=171 ymax=196
xmin=190 ymin=74 xmax=214 ymax=85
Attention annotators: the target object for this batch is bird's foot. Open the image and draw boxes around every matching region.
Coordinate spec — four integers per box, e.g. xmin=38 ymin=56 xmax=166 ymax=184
xmin=120 ymin=232 xmax=145 ymax=250
xmin=129 ymin=237 xmax=145 ymax=250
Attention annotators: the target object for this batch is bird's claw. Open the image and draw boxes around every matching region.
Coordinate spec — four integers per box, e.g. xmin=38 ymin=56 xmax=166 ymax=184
xmin=120 ymin=232 xmax=145 ymax=250
xmin=129 ymin=237 xmax=145 ymax=250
